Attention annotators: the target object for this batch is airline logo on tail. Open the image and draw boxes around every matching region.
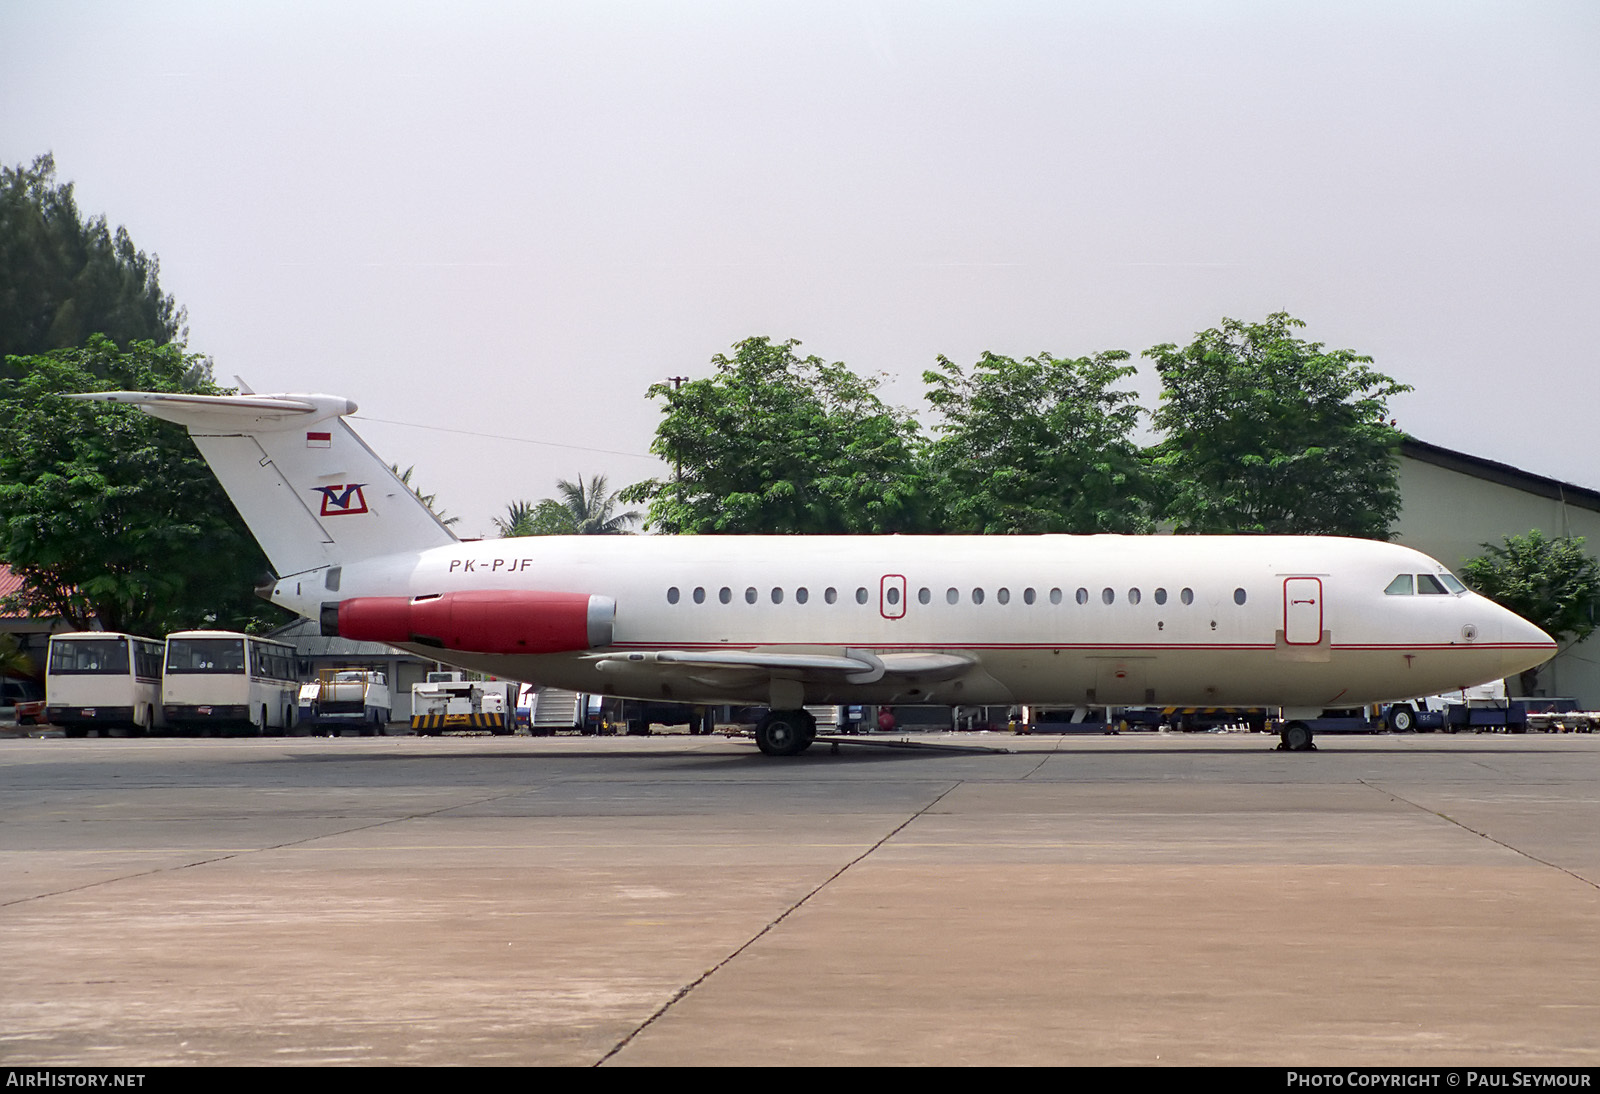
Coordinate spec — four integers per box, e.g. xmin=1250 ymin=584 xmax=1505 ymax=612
xmin=313 ymin=484 xmax=369 ymax=516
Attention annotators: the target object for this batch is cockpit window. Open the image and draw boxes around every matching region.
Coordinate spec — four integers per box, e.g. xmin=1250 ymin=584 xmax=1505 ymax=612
xmin=1387 ymin=572 xmax=1467 ymax=596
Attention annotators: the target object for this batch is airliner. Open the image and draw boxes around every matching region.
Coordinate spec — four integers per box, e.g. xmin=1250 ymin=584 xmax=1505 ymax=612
xmin=78 ymin=390 xmax=1557 ymax=755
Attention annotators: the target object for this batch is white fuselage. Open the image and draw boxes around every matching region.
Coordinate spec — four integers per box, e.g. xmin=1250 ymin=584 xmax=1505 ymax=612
xmin=270 ymin=534 xmax=1555 ymax=710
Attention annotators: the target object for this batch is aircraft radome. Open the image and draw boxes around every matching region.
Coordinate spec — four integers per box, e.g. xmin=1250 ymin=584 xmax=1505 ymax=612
xmin=79 ymin=390 xmax=1557 ymax=755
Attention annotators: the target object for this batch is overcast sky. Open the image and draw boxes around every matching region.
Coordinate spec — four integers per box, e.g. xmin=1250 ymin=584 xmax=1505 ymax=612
xmin=4 ymin=0 xmax=1597 ymax=538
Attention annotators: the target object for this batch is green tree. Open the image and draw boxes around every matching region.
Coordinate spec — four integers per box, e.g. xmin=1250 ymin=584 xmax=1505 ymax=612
xmin=1 ymin=154 xmax=185 ymax=364
xmin=1146 ymin=313 xmax=1410 ymax=538
xmin=923 ymin=349 xmax=1149 ymax=533
xmin=1462 ymin=530 xmax=1600 ymax=693
xmin=498 ymin=476 xmax=639 ymax=536
xmin=624 ymin=337 xmax=926 ymax=534
xmin=0 ymin=337 xmax=282 ymax=635
xmin=0 ymin=633 xmax=32 ymax=679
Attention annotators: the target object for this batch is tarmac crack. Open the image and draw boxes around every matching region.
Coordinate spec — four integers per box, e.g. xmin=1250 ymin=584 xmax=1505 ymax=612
xmin=595 ymin=781 xmax=963 ymax=1065
xmin=1364 ymin=779 xmax=1600 ymax=893
xmin=1018 ymin=735 xmax=1076 ymax=778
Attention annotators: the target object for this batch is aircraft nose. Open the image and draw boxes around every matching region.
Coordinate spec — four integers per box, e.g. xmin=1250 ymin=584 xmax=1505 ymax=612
xmin=1496 ymin=607 xmax=1556 ymax=679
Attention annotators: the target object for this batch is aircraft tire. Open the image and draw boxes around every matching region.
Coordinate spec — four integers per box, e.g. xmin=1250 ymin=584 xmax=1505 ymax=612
xmin=1280 ymin=721 xmax=1315 ymax=751
xmin=1389 ymin=705 xmax=1415 ymax=733
xmin=756 ymin=710 xmax=810 ymax=757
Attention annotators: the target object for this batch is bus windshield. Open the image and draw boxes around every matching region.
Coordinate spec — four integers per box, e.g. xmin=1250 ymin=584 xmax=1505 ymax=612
xmin=48 ymin=639 xmax=130 ymax=676
xmin=166 ymin=638 xmax=247 ymax=674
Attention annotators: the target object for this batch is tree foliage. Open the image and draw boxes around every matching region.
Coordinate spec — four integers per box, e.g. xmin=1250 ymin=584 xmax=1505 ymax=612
xmin=497 ymin=476 xmax=639 ymax=536
xmin=0 ymin=632 xmax=34 ymax=680
xmin=923 ymin=350 xmax=1149 ymax=533
xmin=1 ymin=154 xmax=185 ymax=364
xmin=622 ymin=337 xmax=926 ymax=533
xmin=1146 ymin=313 xmax=1410 ymax=538
xmin=493 ymin=500 xmax=542 ymax=538
xmin=0 ymin=337 xmax=282 ymax=635
xmin=1463 ymin=530 xmax=1600 ymax=651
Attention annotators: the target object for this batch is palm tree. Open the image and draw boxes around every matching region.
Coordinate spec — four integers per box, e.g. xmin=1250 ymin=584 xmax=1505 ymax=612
xmin=493 ymin=500 xmax=540 ymax=537
xmin=495 ymin=476 xmax=639 ymax=537
xmin=554 ymin=475 xmax=640 ymax=535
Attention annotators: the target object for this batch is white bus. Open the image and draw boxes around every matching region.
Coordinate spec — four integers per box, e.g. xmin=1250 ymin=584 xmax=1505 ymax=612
xmin=163 ymin=631 xmax=301 ymax=736
xmin=44 ymin=632 xmax=167 ymax=737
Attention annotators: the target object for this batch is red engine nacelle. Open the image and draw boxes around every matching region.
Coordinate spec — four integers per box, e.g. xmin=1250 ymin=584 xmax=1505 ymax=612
xmin=332 ymin=590 xmax=614 ymax=655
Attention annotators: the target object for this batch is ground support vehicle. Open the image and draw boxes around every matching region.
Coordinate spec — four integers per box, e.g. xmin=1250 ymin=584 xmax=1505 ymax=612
xmin=3 ymin=679 xmax=45 ymax=726
xmin=1152 ymin=706 xmax=1273 ymax=732
xmin=1445 ymin=697 xmax=1532 ymax=733
xmin=611 ymin=699 xmax=717 ymax=736
xmin=411 ymin=672 xmax=514 ymax=735
xmin=297 ymin=669 xmax=391 ymax=735
xmin=1525 ymin=703 xmax=1599 ymax=732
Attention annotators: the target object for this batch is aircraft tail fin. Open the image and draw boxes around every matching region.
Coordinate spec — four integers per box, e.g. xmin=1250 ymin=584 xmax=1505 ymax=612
xmin=75 ymin=392 xmax=457 ymax=578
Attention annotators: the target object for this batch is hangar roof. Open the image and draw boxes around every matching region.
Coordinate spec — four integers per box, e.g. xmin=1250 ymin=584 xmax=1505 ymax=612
xmin=1401 ymin=438 xmax=1600 ymax=515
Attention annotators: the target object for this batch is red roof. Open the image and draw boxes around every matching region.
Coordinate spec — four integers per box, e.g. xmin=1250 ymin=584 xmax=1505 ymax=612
xmin=0 ymin=563 xmax=23 ymax=602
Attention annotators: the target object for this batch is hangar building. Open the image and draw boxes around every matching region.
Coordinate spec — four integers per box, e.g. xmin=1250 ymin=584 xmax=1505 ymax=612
xmin=1394 ymin=439 xmax=1600 ymax=706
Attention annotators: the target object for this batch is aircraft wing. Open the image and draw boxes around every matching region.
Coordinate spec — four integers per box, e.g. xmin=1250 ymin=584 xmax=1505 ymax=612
xmin=593 ymin=648 xmax=976 ymax=689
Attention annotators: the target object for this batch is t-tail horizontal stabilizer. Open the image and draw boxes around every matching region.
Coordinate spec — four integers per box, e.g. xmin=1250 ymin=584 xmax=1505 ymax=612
xmin=73 ymin=390 xmax=458 ymax=578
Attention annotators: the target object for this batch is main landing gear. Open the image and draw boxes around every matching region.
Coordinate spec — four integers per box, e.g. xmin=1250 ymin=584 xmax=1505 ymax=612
xmin=755 ymin=708 xmax=817 ymax=757
xmin=1279 ymin=721 xmax=1316 ymax=751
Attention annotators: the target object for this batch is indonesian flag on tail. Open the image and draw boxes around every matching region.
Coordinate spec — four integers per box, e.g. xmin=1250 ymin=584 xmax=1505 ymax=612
xmin=306 ymin=431 xmax=332 ymax=448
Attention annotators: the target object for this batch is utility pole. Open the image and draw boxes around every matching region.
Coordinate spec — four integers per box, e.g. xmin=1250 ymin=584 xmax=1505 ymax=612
xmin=666 ymin=376 xmax=688 ymax=511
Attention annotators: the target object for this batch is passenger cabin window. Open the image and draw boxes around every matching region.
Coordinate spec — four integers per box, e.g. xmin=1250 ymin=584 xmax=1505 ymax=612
xmin=796 ymin=587 xmax=809 ymax=604
xmin=667 ymin=587 xmax=680 ymax=604
xmin=720 ymin=587 xmax=732 ymax=604
xmin=1234 ymin=588 xmax=1247 ymax=605
xmin=855 ymin=587 xmax=869 ymax=604
xmin=693 ymin=587 xmax=706 ymax=604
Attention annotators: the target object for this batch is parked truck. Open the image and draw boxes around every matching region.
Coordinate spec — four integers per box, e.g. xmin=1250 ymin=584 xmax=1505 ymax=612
xmin=297 ymin=669 xmax=391 ymax=736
